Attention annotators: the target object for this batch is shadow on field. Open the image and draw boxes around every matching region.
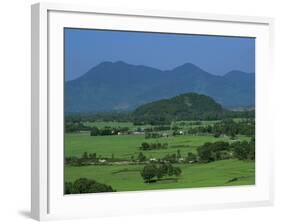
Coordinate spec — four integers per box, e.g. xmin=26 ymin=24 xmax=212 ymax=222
xmin=147 ymin=177 xmax=179 ymax=184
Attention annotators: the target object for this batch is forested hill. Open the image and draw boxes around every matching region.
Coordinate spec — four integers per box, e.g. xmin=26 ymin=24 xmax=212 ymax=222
xmin=132 ymin=93 xmax=227 ymax=124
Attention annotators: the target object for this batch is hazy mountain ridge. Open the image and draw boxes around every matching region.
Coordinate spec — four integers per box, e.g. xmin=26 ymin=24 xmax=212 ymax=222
xmin=65 ymin=61 xmax=255 ymax=113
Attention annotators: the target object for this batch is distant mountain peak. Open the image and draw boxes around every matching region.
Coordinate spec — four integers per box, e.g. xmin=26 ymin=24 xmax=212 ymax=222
xmin=171 ymin=62 xmax=207 ymax=74
xmin=114 ymin=60 xmax=128 ymax=65
xmin=178 ymin=62 xmax=200 ymax=69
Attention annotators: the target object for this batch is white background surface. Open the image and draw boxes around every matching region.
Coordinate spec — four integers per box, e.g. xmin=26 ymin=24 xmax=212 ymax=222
xmin=0 ymin=0 xmax=280 ymax=223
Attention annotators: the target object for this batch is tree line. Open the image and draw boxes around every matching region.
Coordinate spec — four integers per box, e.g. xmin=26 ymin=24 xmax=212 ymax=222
xmin=65 ymin=112 xmax=132 ymax=123
xmin=90 ymin=126 xmax=129 ymax=136
xmin=188 ymin=119 xmax=255 ymax=138
xmin=65 ymin=152 xmax=124 ymax=166
xmin=65 ymin=122 xmax=90 ymax=133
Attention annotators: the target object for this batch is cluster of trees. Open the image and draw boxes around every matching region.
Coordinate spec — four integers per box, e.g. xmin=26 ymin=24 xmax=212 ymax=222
xmin=212 ymin=119 xmax=255 ymax=137
xmin=65 ymin=152 xmax=99 ymax=166
xmin=65 ymin=150 xmax=181 ymax=166
xmin=197 ymin=141 xmax=231 ymax=163
xmin=189 ymin=121 xmax=202 ymax=125
xmin=139 ymin=142 xmax=168 ymax=151
xmin=65 ymin=152 xmax=123 ymax=166
xmin=177 ymin=121 xmax=201 ymax=127
xmin=65 ymin=156 xmax=83 ymax=166
xmin=141 ymin=163 xmax=182 ymax=183
xmin=188 ymin=126 xmax=212 ymax=135
xmin=186 ymin=152 xmax=197 ymax=163
xmin=90 ymin=126 xmax=129 ymax=136
xmin=196 ymin=139 xmax=255 ymax=163
xmin=65 ymin=122 xmax=90 ymax=133
xmin=144 ymin=132 xmax=162 ymax=139
xmin=188 ymin=119 xmax=255 ymax=138
xmin=133 ymin=116 xmax=171 ymax=126
xmin=65 ymin=178 xmax=115 ymax=194
xmin=65 ymin=112 xmax=132 ymax=123
xmin=138 ymin=150 xmax=184 ymax=164
xmin=144 ymin=125 xmax=171 ymax=132
xmin=162 ymin=150 xmax=182 ymax=163
xmin=232 ymin=138 xmax=255 ymax=160
xmin=172 ymin=130 xmax=184 ymax=136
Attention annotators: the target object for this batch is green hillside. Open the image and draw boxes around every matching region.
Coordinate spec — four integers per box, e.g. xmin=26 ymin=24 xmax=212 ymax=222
xmin=133 ymin=93 xmax=226 ymax=124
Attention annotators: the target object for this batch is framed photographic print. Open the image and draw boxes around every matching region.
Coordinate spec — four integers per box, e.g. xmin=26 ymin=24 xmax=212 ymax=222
xmin=31 ymin=2 xmax=274 ymax=221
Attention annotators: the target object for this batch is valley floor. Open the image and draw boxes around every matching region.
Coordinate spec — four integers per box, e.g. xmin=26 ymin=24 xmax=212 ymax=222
xmin=64 ymin=119 xmax=255 ymax=193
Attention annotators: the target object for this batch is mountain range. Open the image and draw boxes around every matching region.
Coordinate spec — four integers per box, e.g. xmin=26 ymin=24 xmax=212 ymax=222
xmin=65 ymin=61 xmax=255 ymax=113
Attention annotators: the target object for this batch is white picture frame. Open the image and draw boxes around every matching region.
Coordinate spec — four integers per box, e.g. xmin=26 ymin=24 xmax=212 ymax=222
xmin=31 ymin=2 xmax=274 ymax=221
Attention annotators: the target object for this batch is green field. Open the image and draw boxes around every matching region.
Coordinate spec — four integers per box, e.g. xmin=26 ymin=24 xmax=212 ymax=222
xmin=65 ymin=120 xmax=255 ymax=192
xmin=65 ymin=133 xmax=250 ymax=159
xmin=65 ymin=159 xmax=255 ymax=191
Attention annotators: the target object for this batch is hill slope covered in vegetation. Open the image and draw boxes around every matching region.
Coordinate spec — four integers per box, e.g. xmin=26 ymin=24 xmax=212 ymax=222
xmin=132 ymin=93 xmax=227 ymax=124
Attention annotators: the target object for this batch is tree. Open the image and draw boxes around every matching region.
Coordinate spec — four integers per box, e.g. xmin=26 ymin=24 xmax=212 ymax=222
xmin=141 ymin=164 xmax=157 ymax=183
xmin=89 ymin=153 xmax=97 ymax=161
xmin=197 ymin=141 xmax=230 ymax=162
xmin=248 ymin=138 xmax=255 ymax=160
xmin=167 ymin=163 xmax=174 ymax=176
xmin=137 ymin=152 xmax=146 ymax=162
xmin=64 ymin=182 xmax=73 ymax=194
xmin=176 ymin=149 xmax=182 ymax=159
xmin=171 ymin=125 xmax=179 ymax=131
xmin=156 ymin=165 xmax=165 ymax=179
xmin=213 ymin=132 xmax=221 ymax=138
xmin=230 ymin=131 xmax=236 ymax=140
xmin=197 ymin=143 xmax=214 ymax=162
xmin=158 ymin=164 xmax=168 ymax=178
xmin=231 ymin=140 xmax=255 ymax=161
xmin=90 ymin=126 xmax=100 ymax=136
xmin=140 ymin=142 xmax=150 ymax=151
xmin=186 ymin=152 xmax=197 ymax=162
xmin=163 ymin=153 xmax=177 ymax=163
xmin=173 ymin=167 xmax=182 ymax=176
xmin=82 ymin=152 xmax=88 ymax=160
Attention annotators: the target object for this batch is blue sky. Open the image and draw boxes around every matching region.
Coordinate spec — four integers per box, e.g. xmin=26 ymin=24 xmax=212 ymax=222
xmin=65 ymin=28 xmax=255 ymax=81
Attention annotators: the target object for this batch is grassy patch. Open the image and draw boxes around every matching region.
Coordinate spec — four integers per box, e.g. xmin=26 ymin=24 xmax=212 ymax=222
xmin=65 ymin=132 xmax=250 ymax=159
xmin=65 ymin=159 xmax=255 ymax=192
